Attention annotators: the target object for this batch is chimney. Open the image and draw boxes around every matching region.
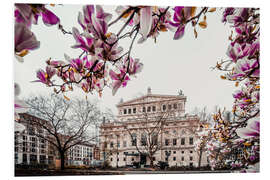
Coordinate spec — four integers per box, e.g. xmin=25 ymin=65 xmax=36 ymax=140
xmin=102 ymin=116 xmax=106 ymax=124
xmin=147 ymin=87 xmax=152 ymax=95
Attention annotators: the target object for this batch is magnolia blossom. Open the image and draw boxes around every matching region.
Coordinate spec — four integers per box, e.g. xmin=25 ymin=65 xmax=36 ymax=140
xmin=14 ymin=23 xmax=40 ymax=62
xmin=236 ymin=117 xmax=260 ymax=139
xmin=115 ymin=6 xmax=140 ymax=26
xmin=109 ymin=69 xmax=130 ymax=96
xmin=15 ymin=4 xmax=60 ymax=27
xmin=78 ymin=5 xmax=112 ymax=40
xmin=34 ymin=66 xmax=56 ymax=85
xmin=169 ymin=7 xmax=196 ymax=40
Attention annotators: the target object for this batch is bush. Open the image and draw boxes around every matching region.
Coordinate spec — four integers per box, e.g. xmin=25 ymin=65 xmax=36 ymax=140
xmin=15 ymin=163 xmax=48 ymax=170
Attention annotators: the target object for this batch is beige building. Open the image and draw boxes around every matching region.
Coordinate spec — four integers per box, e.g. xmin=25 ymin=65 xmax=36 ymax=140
xmin=15 ymin=113 xmax=56 ymax=166
xmin=15 ymin=113 xmax=99 ymax=168
xmin=100 ymin=88 xmax=209 ymax=168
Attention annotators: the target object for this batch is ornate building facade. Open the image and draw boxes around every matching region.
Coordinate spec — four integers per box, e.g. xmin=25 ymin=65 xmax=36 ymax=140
xmin=100 ymin=88 xmax=209 ymax=168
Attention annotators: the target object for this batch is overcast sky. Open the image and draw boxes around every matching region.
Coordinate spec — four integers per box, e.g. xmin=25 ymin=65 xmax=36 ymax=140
xmin=14 ymin=5 xmax=237 ymax=115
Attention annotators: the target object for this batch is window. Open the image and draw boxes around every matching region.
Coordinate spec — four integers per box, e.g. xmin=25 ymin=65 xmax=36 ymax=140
xmin=173 ymin=139 xmax=177 ymax=146
xmin=152 ymin=106 xmax=156 ymax=112
xmin=173 ymin=151 xmax=176 ymax=154
xmin=23 ymin=136 xmax=26 ymax=140
xmin=131 ymin=133 xmax=137 ymax=146
xmin=131 ymin=158 xmax=134 ymax=161
xmin=168 ymin=104 xmax=172 ymax=110
xmin=181 ymin=157 xmax=184 ymax=161
xmin=147 ymin=106 xmax=151 ymax=112
xmin=153 ymin=157 xmax=156 ymax=161
xmin=181 ymin=151 xmax=184 ymax=154
xmin=40 ymin=155 xmax=46 ymax=164
xmin=165 ymin=139 xmax=169 ymax=146
xmin=173 ymin=157 xmax=176 ymax=161
xmin=28 ymin=128 xmax=34 ymax=135
xmin=152 ymin=133 xmax=158 ymax=145
xmin=173 ymin=103 xmax=177 ymax=109
xmin=124 ymin=109 xmax=127 ymax=114
xmin=162 ymin=105 xmax=166 ymax=111
xmin=190 ymin=156 xmax=193 ymax=161
xmin=23 ymin=154 xmax=27 ymax=163
xmin=110 ymin=142 xmax=114 ymax=148
xmin=117 ymin=158 xmax=119 ymax=161
xmin=143 ymin=107 xmax=146 ymax=112
xmin=111 ymin=158 xmax=113 ymax=161
xmin=128 ymin=109 xmax=131 ymax=114
xmin=141 ymin=133 xmax=147 ymax=146
xmin=165 ymin=157 xmax=168 ymax=161
xmin=181 ymin=138 xmax=185 ymax=145
xmin=189 ymin=137 xmax=194 ymax=145
xmin=30 ymin=154 xmax=37 ymax=163
xmin=190 ymin=151 xmax=193 ymax=154
xmin=123 ymin=141 xmax=127 ymax=147
xmin=123 ymin=158 xmax=126 ymax=161
xmin=117 ymin=141 xmax=120 ymax=148
xmin=133 ymin=108 xmax=136 ymax=113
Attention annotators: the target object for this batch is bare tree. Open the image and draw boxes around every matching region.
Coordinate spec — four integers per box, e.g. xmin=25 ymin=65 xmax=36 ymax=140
xmin=25 ymin=94 xmax=102 ymax=170
xmin=122 ymin=102 xmax=175 ymax=167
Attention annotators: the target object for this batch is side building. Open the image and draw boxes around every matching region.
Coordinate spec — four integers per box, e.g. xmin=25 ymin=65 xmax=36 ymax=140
xmin=15 ymin=113 xmax=100 ymax=168
xmin=99 ymin=88 xmax=209 ymax=168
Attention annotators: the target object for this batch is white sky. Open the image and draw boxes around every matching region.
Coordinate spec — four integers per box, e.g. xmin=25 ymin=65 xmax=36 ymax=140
xmin=14 ymin=5 xmax=237 ymax=115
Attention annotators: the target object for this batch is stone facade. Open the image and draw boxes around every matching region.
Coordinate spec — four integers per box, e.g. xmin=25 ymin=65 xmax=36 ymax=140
xmin=99 ymin=88 xmax=209 ymax=168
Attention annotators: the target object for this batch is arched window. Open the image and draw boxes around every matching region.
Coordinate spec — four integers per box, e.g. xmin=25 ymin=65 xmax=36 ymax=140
xmin=141 ymin=133 xmax=147 ymax=146
xmin=131 ymin=133 xmax=137 ymax=146
xmin=152 ymin=132 xmax=158 ymax=145
xmin=162 ymin=105 xmax=166 ymax=111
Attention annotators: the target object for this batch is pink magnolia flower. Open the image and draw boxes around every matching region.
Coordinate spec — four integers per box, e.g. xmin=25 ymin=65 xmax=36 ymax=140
xmin=115 ymin=6 xmax=140 ymax=26
xmin=34 ymin=66 xmax=56 ymax=85
xmin=14 ymin=23 xmax=40 ymax=62
xmin=71 ymin=27 xmax=95 ymax=52
xmin=109 ymin=70 xmax=130 ymax=96
xmin=15 ymin=4 xmax=60 ymax=27
xmin=123 ymin=57 xmax=143 ymax=75
xmin=139 ymin=6 xmax=153 ymax=39
xmin=169 ymin=7 xmax=195 ymax=40
xmin=236 ymin=117 xmax=260 ymax=139
xmin=78 ymin=5 xmax=112 ymax=40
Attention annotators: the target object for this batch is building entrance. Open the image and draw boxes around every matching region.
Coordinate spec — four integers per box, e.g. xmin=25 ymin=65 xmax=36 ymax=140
xmin=140 ymin=154 xmax=147 ymax=165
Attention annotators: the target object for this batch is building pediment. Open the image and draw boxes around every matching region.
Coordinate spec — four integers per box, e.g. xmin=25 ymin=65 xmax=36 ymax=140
xmin=117 ymin=94 xmax=186 ymax=107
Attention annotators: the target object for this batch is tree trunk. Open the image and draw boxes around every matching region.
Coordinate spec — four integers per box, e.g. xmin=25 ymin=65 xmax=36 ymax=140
xmin=149 ymin=154 xmax=154 ymax=168
xmin=150 ymin=159 xmax=154 ymax=168
xmin=60 ymin=151 xmax=65 ymax=170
